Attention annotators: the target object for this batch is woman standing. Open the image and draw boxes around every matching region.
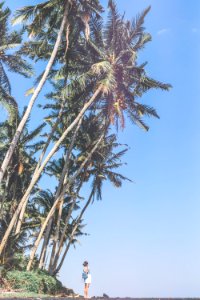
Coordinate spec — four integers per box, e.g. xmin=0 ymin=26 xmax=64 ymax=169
xmin=82 ymin=261 xmax=92 ymax=299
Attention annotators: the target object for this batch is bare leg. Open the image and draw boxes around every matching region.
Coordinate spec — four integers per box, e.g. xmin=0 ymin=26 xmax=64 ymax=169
xmin=84 ymin=283 xmax=89 ymax=299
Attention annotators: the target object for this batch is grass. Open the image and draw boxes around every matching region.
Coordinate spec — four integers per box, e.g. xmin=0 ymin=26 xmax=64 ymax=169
xmin=0 ymin=291 xmax=53 ymax=298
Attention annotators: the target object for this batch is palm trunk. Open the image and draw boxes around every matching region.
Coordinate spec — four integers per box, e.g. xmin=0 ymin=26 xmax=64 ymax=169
xmin=0 ymin=172 xmax=10 ymax=220
xmin=0 ymin=86 xmax=102 ymax=257
xmin=39 ymin=238 xmax=48 ymax=270
xmin=26 ymin=133 xmax=104 ymax=271
xmin=38 ymin=218 xmax=53 ymax=269
xmin=15 ymin=102 xmax=66 ymax=234
xmin=51 ymin=181 xmax=83 ymax=271
xmin=48 ymin=209 xmax=60 ymax=272
xmin=0 ymin=2 xmax=69 ymax=185
xmin=54 ymin=238 xmax=71 ymax=275
xmin=48 ymin=196 xmax=64 ymax=273
xmin=48 ymin=118 xmax=83 ymax=273
xmin=54 ymin=187 xmax=95 ymax=274
xmin=51 ymin=197 xmax=76 ymax=272
xmin=27 ymin=191 xmax=65 ymax=271
xmin=44 ymin=247 xmax=51 ymax=270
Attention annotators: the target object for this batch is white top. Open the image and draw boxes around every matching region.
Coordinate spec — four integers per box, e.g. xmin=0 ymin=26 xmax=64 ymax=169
xmin=82 ymin=266 xmax=92 ymax=284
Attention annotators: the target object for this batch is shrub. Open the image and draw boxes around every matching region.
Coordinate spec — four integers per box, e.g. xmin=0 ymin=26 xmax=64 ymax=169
xmin=5 ymin=270 xmax=63 ymax=294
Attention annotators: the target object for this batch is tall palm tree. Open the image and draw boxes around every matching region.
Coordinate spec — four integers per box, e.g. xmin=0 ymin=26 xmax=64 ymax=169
xmin=30 ymin=189 xmax=70 ymax=270
xmin=47 ymin=113 xmax=105 ymax=273
xmin=52 ymin=132 xmax=131 ymax=274
xmin=26 ymin=123 xmax=106 ymax=270
xmin=0 ymin=0 xmax=171 ymax=257
xmin=0 ymin=1 xmax=69 ymax=184
xmin=0 ymin=110 xmax=45 ymax=264
xmin=0 ymin=107 xmax=45 ymax=213
xmin=88 ymin=2 xmax=171 ymax=130
xmin=0 ymin=0 xmax=103 ymax=253
xmin=0 ymin=0 xmax=103 ymax=183
xmin=42 ymin=118 xmax=83 ymax=272
xmin=54 ymin=188 xmax=95 ymax=275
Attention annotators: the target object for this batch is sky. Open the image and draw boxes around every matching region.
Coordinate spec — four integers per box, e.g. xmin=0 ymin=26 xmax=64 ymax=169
xmin=1 ymin=0 xmax=200 ymax=297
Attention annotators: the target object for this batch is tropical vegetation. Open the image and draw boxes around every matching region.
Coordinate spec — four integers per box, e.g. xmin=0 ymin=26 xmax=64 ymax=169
xmin=0 ymin=0 xmax=171 ymax=293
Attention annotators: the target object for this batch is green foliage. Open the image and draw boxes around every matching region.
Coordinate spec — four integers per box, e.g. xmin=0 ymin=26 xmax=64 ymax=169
xmin=3 ymin=253 xmax=30 ymax=271
xmin=5 ymin=270 xmax=63 ymax=294
xmin=0 ymin=2 xmax=33 ymax=124
xmin=0 ymin=0 xmax=171 ymax=277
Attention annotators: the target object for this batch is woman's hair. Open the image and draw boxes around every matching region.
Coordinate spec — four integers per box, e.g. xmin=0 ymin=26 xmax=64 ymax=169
xmin=83 ymin=261 xmax=88 ymax=266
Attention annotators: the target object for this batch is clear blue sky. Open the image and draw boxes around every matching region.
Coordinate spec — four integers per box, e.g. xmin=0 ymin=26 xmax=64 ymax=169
xmin=2 ymin=0 xmax=200 ymax=297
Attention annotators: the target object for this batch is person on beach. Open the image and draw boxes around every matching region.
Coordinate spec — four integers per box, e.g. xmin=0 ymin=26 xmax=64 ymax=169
xmin=82 ymin=260 xmax=91 ymax=299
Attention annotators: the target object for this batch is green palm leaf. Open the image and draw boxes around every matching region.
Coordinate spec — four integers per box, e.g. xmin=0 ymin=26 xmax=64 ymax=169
xmin=0 ymin=86 xmax=18 ymax=124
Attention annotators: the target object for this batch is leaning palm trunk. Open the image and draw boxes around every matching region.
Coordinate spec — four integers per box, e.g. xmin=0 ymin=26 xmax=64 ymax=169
xmin=38 ymin=218 xmax=53 ymax=269
xmin=16 ymin=102 xmax=66 ymax=234
xmin=50 ymin=197 xmax=77 ymax=272
xmin=54 ymin=187 xmax=95 ymax=274
xmin=0 ymin=173 xmax=10 ymax=220
xmin=48 ymin=118 xmax=83 ymax=273
xmin=48 ymin=198 xmax=63 ymax=272
xmin=0 ymin=85 xmax=102 ymax=256
xmin=51 ymin=181 xmax=84 ymax=272
xmin=0 ymin=2 xmax=69 ymax=185
xmin=26 ymin=132 xmax=104 ymax=271
xmin=54 ymin=236 xmax=71 ymax=275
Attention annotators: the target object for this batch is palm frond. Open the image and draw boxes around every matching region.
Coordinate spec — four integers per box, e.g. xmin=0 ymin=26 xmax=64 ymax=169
xmin=2 ymin=54 xmax=33 ymax=78
xmin=12 ymin=2 xmax=50 ymax=25
xmin=0 ymin=43 xmax=21 ymax=52
xmin=128 ymin=111 xmax=149 ymax=131
xmin=22 ymin=123 xmax=46 ymax=144
xmin=130 ymin=6 xmax=151 ymax=41
xmin=134 ymin=103 xmax=160 ymax=119
xmin=0 ymin=86 xmax=18 ymax=124
xmin=140 ymin=76 xmax=172 ymax=91
xmin=0 ymin=61 xmax=11 ymax=93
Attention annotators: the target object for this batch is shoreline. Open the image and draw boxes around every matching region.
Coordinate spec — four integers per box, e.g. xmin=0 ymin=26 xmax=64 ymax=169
xmin=1 ymin=296 xmax=200 ymax=300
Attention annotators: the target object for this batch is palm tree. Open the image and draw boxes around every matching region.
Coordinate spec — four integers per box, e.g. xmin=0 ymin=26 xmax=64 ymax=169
xmin=30 ymin=189 xmax=62 ymax=270
xmin=0 ymin=1 xmax=68 ymax=184
xmin=0 ymin=0 xmax=103 ymax=183
xmin=0 ymin=109 xmax=45 ymax=264
xmin=52 ymin=132 xmax=131 ymax=274
xmin=26 ymin=123 xmax=106 ymax=270
xmin=0 ymin=2 xmax=32 ymax=132
xmin=0 ymin=3 xmax=32 ymax=96
xmin=0 ymin=107 xmax=45 ymax=212
xmin=48 ymin=113 xmax=105 ymax=273
xmin=0 ymin=0 xmax=103 ymax=243
xmin=0 ymin=0 xmax=171 ymax=257
xmin=0 ymin=0 xmax=103 ymax=254
xmin=42 ymin=118 xmax=83 ymax=272
xmin=54 ymin=188 xmax=95 ymax=274
xmin=88 ymin=2 xmax=171 ymax=130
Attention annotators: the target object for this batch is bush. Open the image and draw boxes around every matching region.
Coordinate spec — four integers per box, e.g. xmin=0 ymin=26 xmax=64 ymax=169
xmin=5 ymin=270 xmax=63 ymax=294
